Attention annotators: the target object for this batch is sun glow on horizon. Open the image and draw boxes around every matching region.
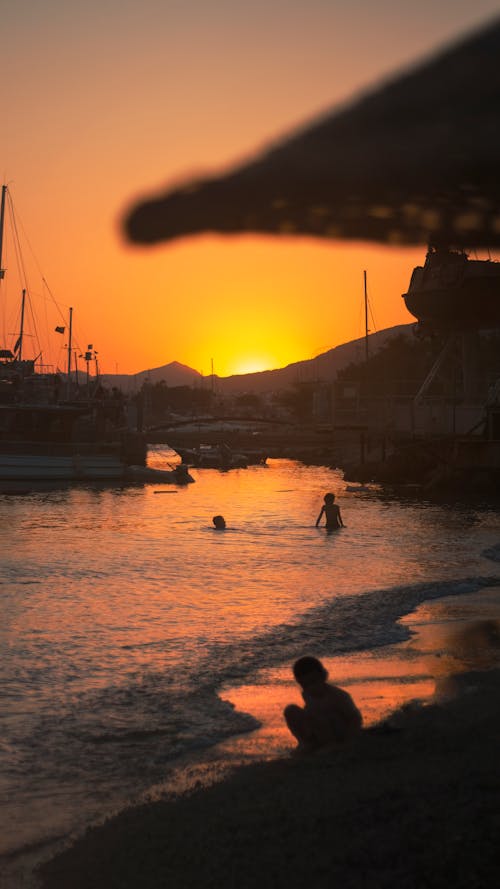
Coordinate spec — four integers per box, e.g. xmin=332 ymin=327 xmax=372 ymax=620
xmin=228 ymin=355 xmax=279 ymax=376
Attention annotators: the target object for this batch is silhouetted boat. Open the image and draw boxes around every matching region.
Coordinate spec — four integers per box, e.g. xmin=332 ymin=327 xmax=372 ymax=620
xmin=402 ymin=247 xmax=500 ymax=329
xmin=0 ymin=184 xmax=150 ymax=482
xmin=0 ymin=398 xmax=147 ymax=481
xmin=174 ymin=443 xmax=267 ymax=469
xmin=125 ymin=463 xmax=194 ymax=484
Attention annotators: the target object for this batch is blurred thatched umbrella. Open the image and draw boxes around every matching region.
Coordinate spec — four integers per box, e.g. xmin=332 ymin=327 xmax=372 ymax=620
xmin=124 ymin=18 xmax=500 ymax=249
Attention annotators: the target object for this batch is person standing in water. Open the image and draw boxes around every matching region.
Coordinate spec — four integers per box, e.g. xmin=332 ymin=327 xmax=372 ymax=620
xmin=315 ymin=493 xmax=344 ymax=530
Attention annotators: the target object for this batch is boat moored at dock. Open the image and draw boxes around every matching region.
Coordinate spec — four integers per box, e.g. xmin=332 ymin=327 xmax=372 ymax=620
xmin=173 ymin=443 xmax=267 ymax=469
xmin=403 ymin=247 xmax=500 ymax=329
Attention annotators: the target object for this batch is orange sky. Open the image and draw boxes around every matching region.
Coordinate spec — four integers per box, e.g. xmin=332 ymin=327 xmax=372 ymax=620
xmin=2 ymin=1 xmax=499 ymax=378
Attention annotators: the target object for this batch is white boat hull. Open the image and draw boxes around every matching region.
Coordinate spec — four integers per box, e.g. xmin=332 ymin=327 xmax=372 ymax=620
xmin=0 ymin=454 xmax=125 ymax=481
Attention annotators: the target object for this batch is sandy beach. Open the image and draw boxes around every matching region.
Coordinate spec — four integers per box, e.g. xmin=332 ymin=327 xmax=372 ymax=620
xmin=38 ymin=594 xmax=500 ymax=889
xmin=38 ymin=670 xmax=500 ymax=889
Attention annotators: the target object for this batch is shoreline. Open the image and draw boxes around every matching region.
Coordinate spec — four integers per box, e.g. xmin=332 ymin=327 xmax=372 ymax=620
xmin=38 ymin=667 xmax=500 ymax=889
xmin=36 ymin=588 xmax=500 ymax=889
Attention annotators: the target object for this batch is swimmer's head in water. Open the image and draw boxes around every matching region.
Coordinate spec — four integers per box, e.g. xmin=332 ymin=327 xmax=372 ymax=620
xmin=212 ymin=515 xmax=226 ymax=529
xmin=324 ymin=493 xmax=335 ymax=504
xmin=293 ymin=656 xmax=328 ymax=686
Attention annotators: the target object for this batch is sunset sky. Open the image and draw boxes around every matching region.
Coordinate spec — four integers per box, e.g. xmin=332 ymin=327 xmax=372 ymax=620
xmin=2 ymin=0 xmax=499 ymax=378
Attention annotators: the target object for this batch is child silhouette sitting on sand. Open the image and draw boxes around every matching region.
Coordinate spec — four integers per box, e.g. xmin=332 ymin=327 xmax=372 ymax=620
xmin=316 ymin=493 xmax=344 ymax=530
xmin=284 ymin=656 xmax=362 ymax=751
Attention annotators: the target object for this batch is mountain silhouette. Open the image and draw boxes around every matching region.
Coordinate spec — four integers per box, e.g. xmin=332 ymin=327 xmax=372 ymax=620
xmin=100 ymin=360 xmax=202 ymax=392
xmin=100 ymin=324 xmax=413 ymax=393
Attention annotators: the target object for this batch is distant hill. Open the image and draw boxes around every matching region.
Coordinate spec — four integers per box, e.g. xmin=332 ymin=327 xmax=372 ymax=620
xmin=99 ymin=325 xmax=413 ymax=394
xmin=99 ymin=361 xmax=202 ymax=392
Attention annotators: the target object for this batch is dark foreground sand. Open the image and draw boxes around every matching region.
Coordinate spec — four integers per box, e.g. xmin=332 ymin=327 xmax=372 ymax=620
xmin=39 ymin=668 xmax=500 ymax=889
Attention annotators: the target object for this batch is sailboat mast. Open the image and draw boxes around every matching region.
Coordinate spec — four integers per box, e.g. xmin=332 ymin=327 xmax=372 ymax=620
xmin=0 ymin=185 xmax=6 ymax=280
xmin=363 ymin=270 xmax=369 ymax=363
xmin=18 ymin=288 xmax=26 ymax=361
xmin=67 ymin=306 xmax=73 ymax=398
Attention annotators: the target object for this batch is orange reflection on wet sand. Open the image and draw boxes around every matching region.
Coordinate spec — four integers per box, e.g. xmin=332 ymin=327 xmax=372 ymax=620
xmin=216 ymin=587 xmax=500 ymax=763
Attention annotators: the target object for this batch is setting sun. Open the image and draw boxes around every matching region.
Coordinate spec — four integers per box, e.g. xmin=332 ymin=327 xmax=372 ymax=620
xmin=228 ymin=355 xmax=278 ymax=376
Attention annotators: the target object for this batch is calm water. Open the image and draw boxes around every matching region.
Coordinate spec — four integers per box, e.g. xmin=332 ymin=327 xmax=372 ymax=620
xmin=1 ymin=448 xmax=500 ymax=869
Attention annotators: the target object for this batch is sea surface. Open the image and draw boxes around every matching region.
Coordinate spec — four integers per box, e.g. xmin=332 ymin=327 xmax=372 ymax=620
xmin=1 ymin=448 xmax=500 ymax=882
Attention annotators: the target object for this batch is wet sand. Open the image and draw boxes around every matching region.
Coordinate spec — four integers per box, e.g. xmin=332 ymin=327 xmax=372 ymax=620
xmin=38 ymin=670 xmax=500 ymax=889
xmin=38 ymin=590 xmax=500 ymax=889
